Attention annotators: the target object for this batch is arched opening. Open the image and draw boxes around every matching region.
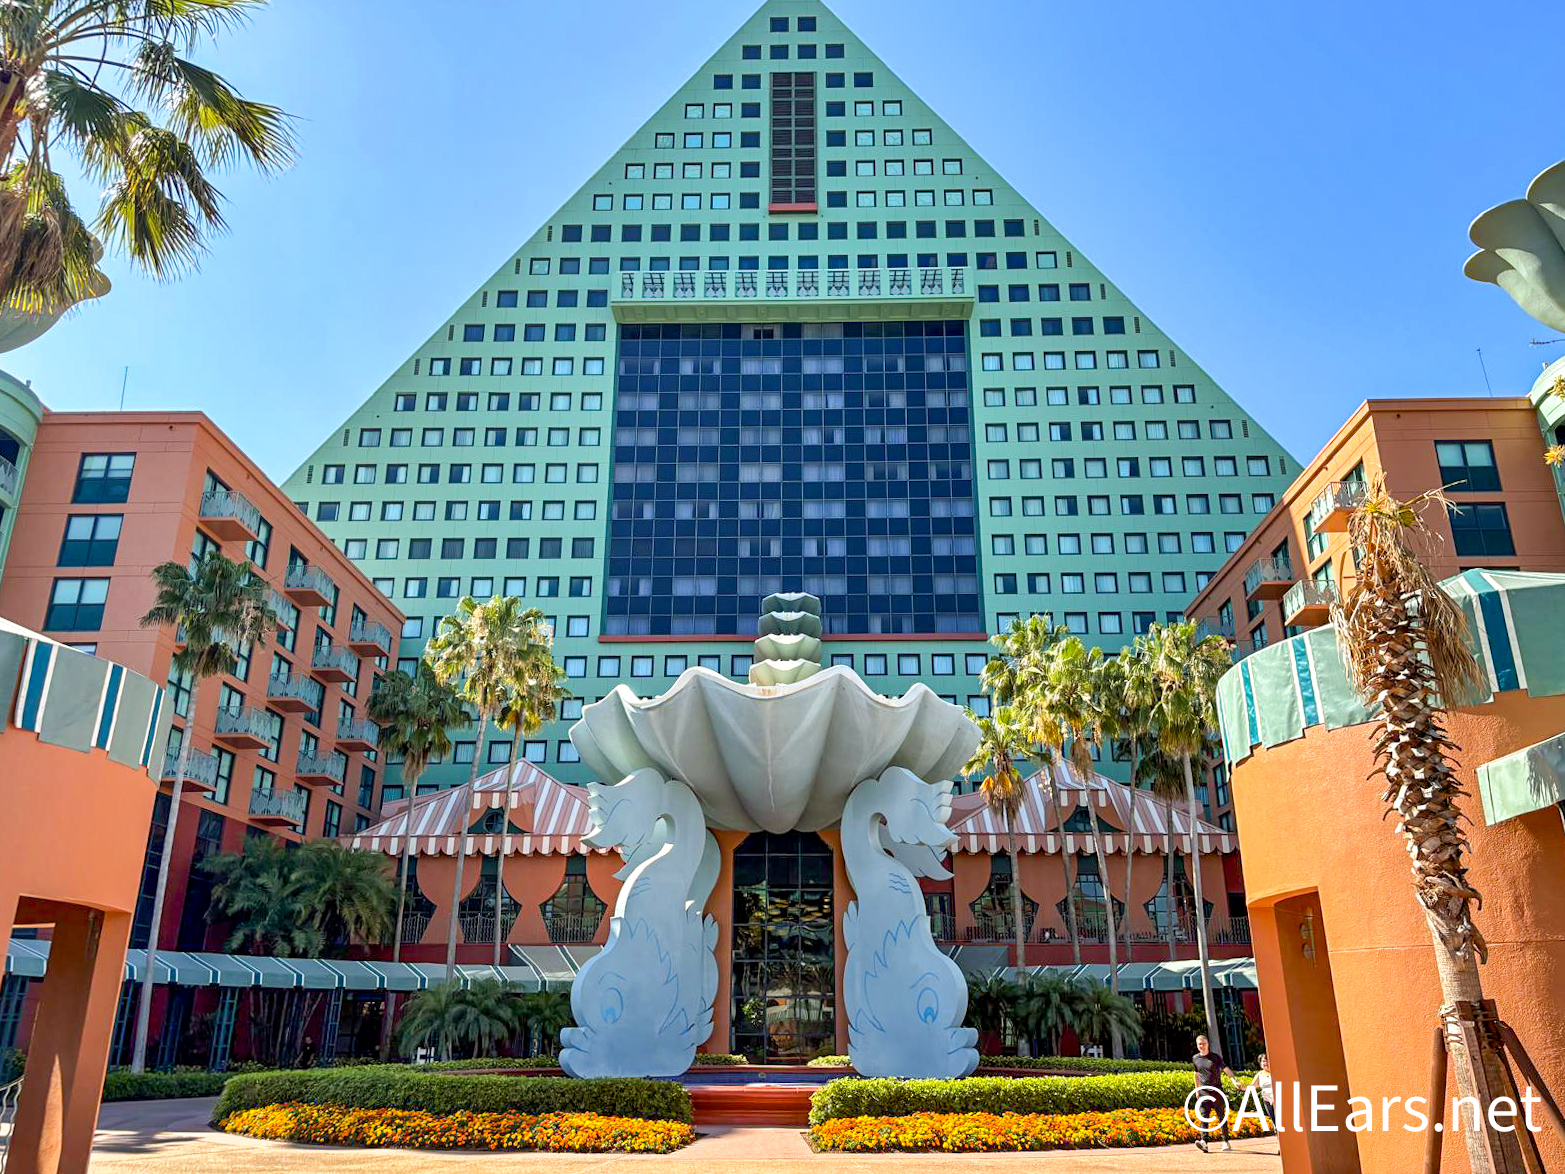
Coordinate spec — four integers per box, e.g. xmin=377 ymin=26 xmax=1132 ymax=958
xmin=968 ymin=852 xmax=1036 ymax=941
xmin=729 ymin=831 xmax=835 ymax=1061
xmin=458 ymin=856 xmax=520 ymax=943
xmin=541 ymin=855 xmax=606 ymax=943
xmin=1143 ymin=856 xmax=1213 ymax=942
xmin=1055 ymin=853 xmax=1123 ymax=944
xmin=399 ymin=857 xmax=436 ymax=944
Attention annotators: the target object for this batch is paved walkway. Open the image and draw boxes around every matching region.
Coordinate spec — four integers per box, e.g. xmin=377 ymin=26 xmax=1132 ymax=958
xmin=87 ymin=1099 xmax=1282 ymax=1171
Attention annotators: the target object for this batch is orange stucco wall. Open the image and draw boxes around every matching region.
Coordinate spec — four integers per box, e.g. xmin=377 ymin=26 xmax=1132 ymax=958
xmin=1 ymin=731 xmax=158 ymax=1174
xmin=1233 ymin=691 xmax=1565 ymax=1174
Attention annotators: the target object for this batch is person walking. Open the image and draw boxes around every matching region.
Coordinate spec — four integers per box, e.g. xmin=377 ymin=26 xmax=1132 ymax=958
xmin=1248 ymin=1053 xmax=1276 ymax=1130
xmin=1193 ymin=1033 xmax=1238 ymax=1152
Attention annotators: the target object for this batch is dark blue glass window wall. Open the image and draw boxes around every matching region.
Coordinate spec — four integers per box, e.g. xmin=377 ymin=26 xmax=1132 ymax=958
xmin=606 ymin=321 xmax=981 ymax=636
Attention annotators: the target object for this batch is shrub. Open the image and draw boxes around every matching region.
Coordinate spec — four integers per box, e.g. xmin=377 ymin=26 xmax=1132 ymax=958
xmin=977 ymin=1055 xmax=1190 ymax=1074
xmin=219 ymin=1104 xmax=692 ymax=1153
xmin=690 ymin=1052 xmax=747 ymax=1066
xmin=812 ymin=1108 xmax=1268 ymax=1152
xmin=417 ymin=1057 xmax=564 ymax=1072
xmin=213 ymin=1067 xmax=691 ymax=1125
xmin=808 ymin=1072 xmax=1230 ymax=1126
xmin=102 ymin=1069 xmax=235 ymax=1101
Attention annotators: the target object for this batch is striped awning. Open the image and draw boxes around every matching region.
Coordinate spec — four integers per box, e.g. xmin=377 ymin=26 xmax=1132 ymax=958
xmin=999 ymin=959 xmax=1259 ymax=992
xmin=4 ymin=940 xmax=589 ymax=992
xmin=347 ymin=759 xmax=609 ymax=858
xmin=1218 ymin=569 xmax=1565 ymax=769
xmin=949 ymin=760 xmax=1235 ymax=856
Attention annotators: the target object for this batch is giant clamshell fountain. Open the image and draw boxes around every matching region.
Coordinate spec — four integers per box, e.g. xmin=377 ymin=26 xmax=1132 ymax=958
xmin=559 ymin=593 xmax=981 ymax=1080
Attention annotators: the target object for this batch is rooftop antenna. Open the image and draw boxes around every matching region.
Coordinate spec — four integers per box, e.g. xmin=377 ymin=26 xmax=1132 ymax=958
xmin=118 ymin=365 xmax=128 ymax=410
xmin=1476 ymin=348 xmax=1494 ymax=396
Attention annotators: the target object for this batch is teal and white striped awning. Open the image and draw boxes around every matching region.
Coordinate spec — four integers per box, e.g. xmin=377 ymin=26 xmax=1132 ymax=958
xmin=1216 ymin=570 xmax=1565 ymax=782
xmin=4 ymin=940 xmax=592 ymax=992
xmin=998 ymin=958 xmax=1258 ymax=991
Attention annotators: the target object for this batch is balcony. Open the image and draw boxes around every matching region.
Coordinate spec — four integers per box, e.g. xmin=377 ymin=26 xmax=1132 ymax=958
xmin=1243 ymin=556 xmax=1295 ymax=601
xmin=0 ymin=455 xmax=17 ymax=498
xmin=283 ymin=562 xmax=335 ymax=607
xmin=162 ymin=746 xmax=219 ymax=792
xmin=311 ymin=642 xmax=358 ymax=684
xmin=1213 ymin=916 xmax=1252 ymax=947
xmin=347 ymin=618 xmax=393 ymax=658
xmin=928 ymin=911 xmax=958 ymax=942
xmin=399 ymin=910 xmax=431 ymax=945
xmin=212 ymin=705 xmax=275 ymax=751
xmin=458 ymin=911 xmax=497 ymax=943
xmin=543 ymin=914 xmax=602 ymax=944
xmin=249 ymin=788 xmax=306 ymax=828
xmin=612 ymin=266 xmax=973 ymax=324
xmin=1196 ymin=615 xmax=1236 ymax=643
xmin=268 ymin=589 xmax=299 ymax=634
xmin=1308 ymin=479 xmax=1368 ymax=535
xmin=336 ymin=715 xmax=379 ymax=752
xmin=198 ymin=488 xmax=263 ymax=543
xmin=1283 ymin=579 xmax=1338 ymax=627
xmin=267 ymin=671 xmax=322 ymax=714
xmin=295 ymin=747 xmax=347 ymax=787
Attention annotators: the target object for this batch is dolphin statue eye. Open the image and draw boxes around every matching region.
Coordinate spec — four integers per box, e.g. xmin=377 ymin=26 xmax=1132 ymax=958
xmin=601 ymin=987 xmax=625 ymax=1023
xmin=917 ymin=986 xmax=939 ymax=1024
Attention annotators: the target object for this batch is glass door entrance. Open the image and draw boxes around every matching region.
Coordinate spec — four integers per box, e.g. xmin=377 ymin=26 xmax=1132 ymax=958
xmin=730 ymin=831 xmax=836 ymax=1061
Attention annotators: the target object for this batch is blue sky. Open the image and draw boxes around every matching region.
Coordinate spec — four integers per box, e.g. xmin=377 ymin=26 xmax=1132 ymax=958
xmin=12 ymin=0 xmax=1561 ymax=480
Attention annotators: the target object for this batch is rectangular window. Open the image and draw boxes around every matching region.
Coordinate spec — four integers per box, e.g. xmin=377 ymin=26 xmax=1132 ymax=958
xmin=1449 ymin=502 xmax=1516 ymax=557
xmin=1435 ymin=440 xmax=1501 ymax=492
xmin=45 ymin=577 xmax=109 ymax=630
xmin=58 ymin=514 xmax=122 ymax=566
xmin=73 ymin=453 xmax=135 ymax=503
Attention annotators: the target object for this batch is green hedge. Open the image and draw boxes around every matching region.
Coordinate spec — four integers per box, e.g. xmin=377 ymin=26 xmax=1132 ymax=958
xmin=691 ymin=1052 xmax=747 ymax=1066
xmin=977 ymin=1055 xmax=1190 ymax=1074
xmin=213 ymin=1067 xmax=692 ymax=1125
xmin=808 ymin=1072 xmax=1231 ymax=1125
xmin=102 ymin=1070 xmax=233 ymax=1101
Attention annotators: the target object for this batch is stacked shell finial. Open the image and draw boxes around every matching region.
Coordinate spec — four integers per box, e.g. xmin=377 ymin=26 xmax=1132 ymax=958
xmin=749 ymin=592 xmax=824 ymax=686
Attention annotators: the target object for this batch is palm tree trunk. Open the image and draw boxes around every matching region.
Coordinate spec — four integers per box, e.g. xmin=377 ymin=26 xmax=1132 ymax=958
xmin=1164 ymin=829 xmax=1177 ymax=961
xmin=1181 ymin=753 xmax=1219 ymax=1050
xmin=382 ymin=764 xmax=422 ymax=1058
xmin=1123 ymin=743 xmax=1138 ymax=965
xmin=129 ymin=740 xmax=190 ymax=1073
xmin=1048 ymin=768 xmax=1081 ymax=965
xmin=492 ymin=744 xmax=521 ymax=970
xmin=446 ymin=706 xmax=492 ymax=983
xmin=1089 ymin=796 xmax=1121 ymax=1057
xmin=1006 ymin=819 xmax=1026 ymax=973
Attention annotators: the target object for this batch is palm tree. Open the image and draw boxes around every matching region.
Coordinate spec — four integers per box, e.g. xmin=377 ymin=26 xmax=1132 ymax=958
xmin=131 ymin=550 xmax=275 ymax=1073
xmin=1080 ymin=652 xmax=1125 ymax=1054
xmin=398 ymin=979 xmax=519 ymax=1061
xmin=514 ymin=990 xmax=573 ymax=1058
xmin=963 ymin=971 xmax=1019 ymax=1053
xmin=963 ymin=706 xmax=1035 ymax=978
xmin=1015 ymin=973 xmax=1079 ymax=1057
xmin=1073 ymin=980 xmax=1143 ymax=1055
xmin=1136 ymin=740 xmax=1190 ymax=960
xmin=424 ymin=595 xmax=548 ymax=982
xmin=1144 ymin=621 xmax=1230 ymax=1048
xmin=367 ymin=661 xmax=468 ymax=1051
xmin=1334 ymin=482 xmax=1521 ymax=1173
xmin=296 ymin=840 xmax=395 ymax=954
xmin=1027 ymin=638 xmax=1108 ymax=966
xmin=489 ymin=613 xmax=567 ymax=967
xmin=0 ymin=0 xmax=295 ymax=315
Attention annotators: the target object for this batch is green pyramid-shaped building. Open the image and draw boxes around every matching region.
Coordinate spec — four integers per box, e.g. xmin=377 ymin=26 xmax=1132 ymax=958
xmin=283 ymin=0 xmax=1292 ymax=792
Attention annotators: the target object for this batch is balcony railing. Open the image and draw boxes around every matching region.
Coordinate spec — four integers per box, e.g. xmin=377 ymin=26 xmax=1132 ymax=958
xmin=311 ymin=642 xmax=358 ymax=682
xmin=0 ymin=455 xmax=17 ymax=498
xmin=1307 ymin=479 xmax=1368 ymax=535
xmin=267 ymin=671 xmax=323 ymax=712
xmin=458 ymin=912 xmax=497 ymax=943
xmin=1196 ymin=615 xmax=1236 ymax=642
xmin=249 ymin=788 xmax=306 ymax=826
xmin=162 ymin=746 xmax=218 ymax=789
xmin=1213 ymin=916 xmax=1252 ymax=946
xmin=198 ymin=488 xmax=262 ymax=541
xmin=213 ymin=705 xmax=275 ymax=749
xmin=268 ymin=589 xmax=299 ymax=633
xmin=347 ymin=618 xmax=393 ymax=657
xmin=1243 ymin=556 xmax=1295 ymax=600
xmin=928 ymin=911 xmax=958 ymax=942
xmin=284 ymin=562 xmax=335 ymax=607
xmin=1283 ymin=579 xmax=1338 ymax=626
xmin=400 ymin=911 xmax=431 ymax=945
xmin=296 ymin=748 xmax=347 ymax=785
xmin=616 ymin=266 xmax=968 ymax=304
xmin=336 ymin=715 xmax=380 ymax=750
xmin=543 ymin=914 xmax=601 ymax=944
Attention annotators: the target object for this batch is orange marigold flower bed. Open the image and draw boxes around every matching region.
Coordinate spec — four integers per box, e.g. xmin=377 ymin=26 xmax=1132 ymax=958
xmin=811 ymin=1108 xmax=1270 ymax=1152
xmin=218 ymin=1103 xmax=694 ymax=1153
